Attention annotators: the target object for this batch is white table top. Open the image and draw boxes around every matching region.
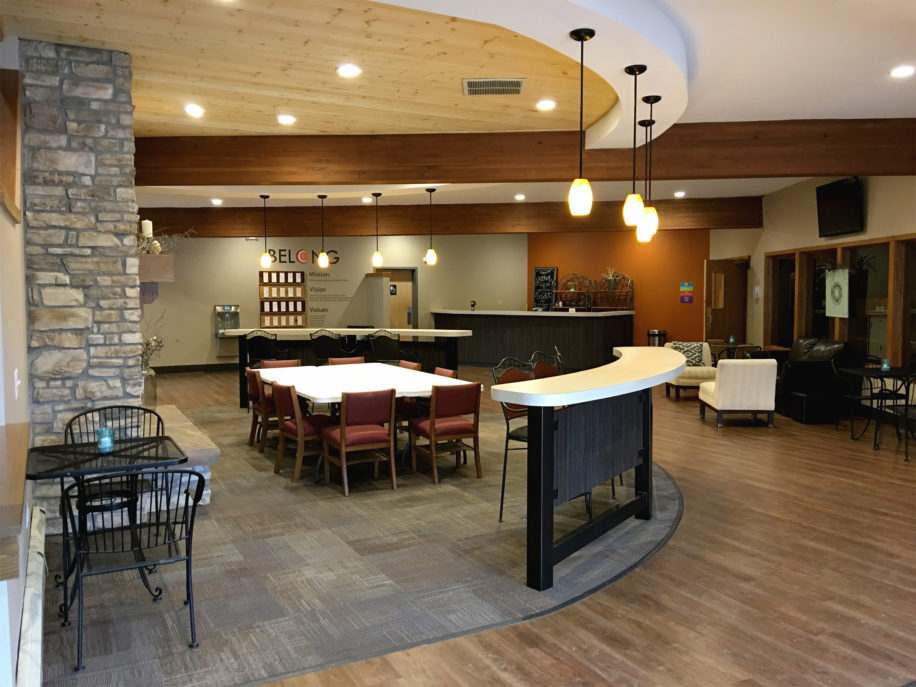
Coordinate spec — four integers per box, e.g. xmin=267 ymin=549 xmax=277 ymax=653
xmin=432 ymin=309 xmax=633 ymax=318
xmin=224 ymin=327 xmax=472 ymax=339
xmin=258 ymin=362 xmax=473 ymax=404
xmin=490 ymin=346 xmax=686 ymax=408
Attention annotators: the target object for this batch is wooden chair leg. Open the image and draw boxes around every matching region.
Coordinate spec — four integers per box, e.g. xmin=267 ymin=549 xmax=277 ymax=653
xmin=429 ymin=439 xmax=439 ymax=484
xmin=291 ymin=437 xmax=305 ymax=483
xmin=410 ymin=429 xmax=417 ymax=473
xmin=340 ymin=448 xmax=350 ymax=496
xmin=473 ymin=436 xmax=481 ymax=478
xmin=323 ymin=439 xmax=331 ymax=487
xmin=388 ymin=439 xmax=397 ymax=490
xmin=248 ymin=412 xmax=258 ymax=446
xmin=274 ymin=434 xmax=286 ymax=473
xmin=258 ymin=410 xmax=269 ymax=453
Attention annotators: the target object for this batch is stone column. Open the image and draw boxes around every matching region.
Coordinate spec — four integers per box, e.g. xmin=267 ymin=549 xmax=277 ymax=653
xmin=20 ymin=40 xmax=141 ymax=444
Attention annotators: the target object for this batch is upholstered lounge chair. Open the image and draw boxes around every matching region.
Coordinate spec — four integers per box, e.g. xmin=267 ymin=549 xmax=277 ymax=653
xmin=664 ymin=341 xmax=716 ymax=400
xmin=699 ymin=359 xmax=778 ymax=427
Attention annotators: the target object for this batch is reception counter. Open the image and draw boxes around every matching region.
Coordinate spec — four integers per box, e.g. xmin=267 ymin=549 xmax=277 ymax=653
xmin=491 ymin=346 xmax=685 ymax=590
xmin=432 ymin=310 xmax=633 ymax=370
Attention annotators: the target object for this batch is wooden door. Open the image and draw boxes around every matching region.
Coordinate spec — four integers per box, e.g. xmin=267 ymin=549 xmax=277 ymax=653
xmin=704 ymin=258 xmax=748 ymax=342
xmin=388 ymin=269 xmax=414 ymax=328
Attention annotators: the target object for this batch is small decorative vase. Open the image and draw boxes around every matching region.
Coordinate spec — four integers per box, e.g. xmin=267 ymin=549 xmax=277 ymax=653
xmin=606 ymin=278 xmax=617 ymax=291
xmin=142 ymin=367 xmax=157 ymax=407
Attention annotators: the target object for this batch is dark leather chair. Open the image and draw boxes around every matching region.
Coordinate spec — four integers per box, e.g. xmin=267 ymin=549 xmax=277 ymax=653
xmin=777 ymin=337 xmax=859 ymax=423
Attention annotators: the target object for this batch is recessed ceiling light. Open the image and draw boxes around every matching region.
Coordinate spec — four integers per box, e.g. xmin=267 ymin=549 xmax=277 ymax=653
xmin=674 ymin=190 xmax=686 ymax=198
xmin=515 ymin=193 xmax=526 ymax=201
xmin=535 ymin=99 xmax=556 ymax=111
xmin=210 ymin=198 xmax=223 ymax=206
xmin=337 ymin=63 xmax=362 ymax=78
xmin=277 ymin=114 xmax=296 ymax=125
xmin=184 ymin=103 xmax=204 ymax=118
xmin=890 ymin=64 xmax=914 ymax=78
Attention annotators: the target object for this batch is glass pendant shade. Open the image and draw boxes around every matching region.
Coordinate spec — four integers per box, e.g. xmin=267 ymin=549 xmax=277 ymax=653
xmin=371 ymin=250 xmax=383 ymax=267
xmin=636 ymin=206 xmax=658 ymax=242
xmin=259 ymin=252 xmax=272 ymax=268
xmin=317 ymin=251 xmax=329 ymax=268
xmin=568 ymin=178 xmax=593 ymax=216
xmin=623 ymin=193 xmax=644 ymax=226
xmin=425 ymin=248 xmax=437 ymax=265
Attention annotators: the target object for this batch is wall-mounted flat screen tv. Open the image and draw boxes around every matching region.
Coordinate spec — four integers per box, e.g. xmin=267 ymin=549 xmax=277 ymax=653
xmin=816 ymin=176 xmax=864 ymax=238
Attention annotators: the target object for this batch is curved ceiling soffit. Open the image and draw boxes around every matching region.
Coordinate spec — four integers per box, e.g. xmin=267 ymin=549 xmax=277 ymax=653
xmin=374 ymin=0 xmax=688 ymax=149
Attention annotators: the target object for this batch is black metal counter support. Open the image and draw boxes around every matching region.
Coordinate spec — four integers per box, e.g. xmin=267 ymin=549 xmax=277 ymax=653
xmin=526 ymin=387 xmax=653 ymax=591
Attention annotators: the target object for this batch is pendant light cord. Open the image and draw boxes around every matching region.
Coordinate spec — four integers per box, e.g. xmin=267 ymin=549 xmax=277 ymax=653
xmin=578 ymin=39 xmax=584 ymax=179
xmin=373 ymin=192 xmax=381 ymax=251
xmin=260 ymin=194 xmax=269 ymax=253
xmin=631 ymin=73 xmax=638 ymax=194
xmin=647 ymin=101 xmax=654 ymax=203
xmin=318 ymin=194 xmax=326 ymax=252
xmin=427 ymin=188 xmax=434 ymax=249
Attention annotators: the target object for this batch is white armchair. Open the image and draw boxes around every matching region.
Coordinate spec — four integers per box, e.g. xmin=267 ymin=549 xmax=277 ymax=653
xmin=699 ymin=359 xmax=778 ymax=427
xmin=664 ymin=342 xmax=716 ymax=400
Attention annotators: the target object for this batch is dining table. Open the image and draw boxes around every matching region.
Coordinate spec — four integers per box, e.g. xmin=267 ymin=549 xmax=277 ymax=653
xmin=26 ymin=435 xmax=188 ymax=625
xmin=840 ymin=366 xmax=914 ymax=461
xmin=257 ymin=362 xmax=471 ymax=404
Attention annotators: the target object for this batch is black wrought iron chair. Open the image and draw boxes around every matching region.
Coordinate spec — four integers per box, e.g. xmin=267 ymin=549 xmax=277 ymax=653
xmin=529 ymin=350 xmax=561 ymax=379
xmin=491 ymin=357 xmax=534 ymax=522
xmin=369 ymin=329 xmax=401 ymax=364
xmin=62 ymin=469 xmax=205 ymax=671
xmin=310 ymin=329 xmax=346 ymax=365
xmin=245 ymin=329 xmax=278 ymax=368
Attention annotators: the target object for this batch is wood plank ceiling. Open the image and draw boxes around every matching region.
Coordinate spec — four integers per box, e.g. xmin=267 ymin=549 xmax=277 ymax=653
xmin=1 ymin=0 xmax=616 ymax=137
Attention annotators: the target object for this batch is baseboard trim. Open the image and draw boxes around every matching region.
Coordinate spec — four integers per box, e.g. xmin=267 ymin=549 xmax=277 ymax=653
xmin=154 ymin=363 xmax=238 ymax=374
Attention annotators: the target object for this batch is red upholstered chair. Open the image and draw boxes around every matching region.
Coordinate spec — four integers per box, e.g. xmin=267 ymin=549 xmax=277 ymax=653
xmin=260 ymin=359 xmax=300 ymax=368
xmin=398 ymin=360 xmax=422 ymax=371
xmin=246 ymin=368 xmax=276 ymax=453
xmin=433 ymin=366 xmax=458 ymax=378
xmin=328 ymin=356 xmax=365 ymax=365
xmin=322 ymin=389 xmax=396 ymax=496
xmin=272 ymin=383 xmax=331 ymax=482
xmin=530 ymin=350 xmax=561 ymax=379
xmin=409 ymin=382 xmax=481 ymax=484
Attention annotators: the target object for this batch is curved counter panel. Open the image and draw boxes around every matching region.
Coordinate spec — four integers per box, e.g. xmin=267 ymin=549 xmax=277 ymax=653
xmin=491 ymin=346 xmax=686 ymax=407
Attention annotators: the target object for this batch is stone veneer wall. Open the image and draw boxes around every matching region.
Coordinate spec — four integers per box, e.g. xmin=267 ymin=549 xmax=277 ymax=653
xmin=20 ymin=40 xmax=141 ymax=444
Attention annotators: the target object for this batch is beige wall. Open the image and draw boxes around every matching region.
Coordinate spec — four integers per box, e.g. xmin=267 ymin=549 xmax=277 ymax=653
xmin=0 ymin=206 xmax=28 ymax=425
xmin=142 ymin=233 xmax=528 ymax=366
xmin=710 ymin=176 xmax=916 ymax=346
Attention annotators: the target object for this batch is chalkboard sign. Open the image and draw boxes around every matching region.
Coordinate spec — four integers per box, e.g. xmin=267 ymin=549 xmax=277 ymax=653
xmin=532 ymin=267 xmax=557 ymax=310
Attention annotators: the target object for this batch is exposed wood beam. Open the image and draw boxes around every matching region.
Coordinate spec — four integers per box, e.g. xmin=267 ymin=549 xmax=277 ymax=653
xmin=135 ymin=119 xmax=916 ymax=186
xmin=142 ymin=197 xmax=762 ymax=238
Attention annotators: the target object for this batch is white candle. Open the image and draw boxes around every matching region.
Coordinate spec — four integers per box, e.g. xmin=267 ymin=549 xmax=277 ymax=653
xmin=141 ymin=219 xmax=153 ymax=237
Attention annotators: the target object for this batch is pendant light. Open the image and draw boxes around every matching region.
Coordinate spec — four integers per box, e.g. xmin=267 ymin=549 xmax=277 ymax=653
xmin=636 ymin=95 xmax=662 ymax=242
xmin=635 ymin=118 xmax=654 ymax=242
xmin=568 ymin=28 xmax=596 ymax=217
xmin=259 ymin=194 xmax=272 ymax=268
xmin=622 ymin=64 xmax=647 ymax=225
xmin=424 ymin=188 xmax=437 ymax=266
xmin=371 ymin=192 xmax=383 ymax=267
xmin=317 ymin=194 xmax=329 ymax=269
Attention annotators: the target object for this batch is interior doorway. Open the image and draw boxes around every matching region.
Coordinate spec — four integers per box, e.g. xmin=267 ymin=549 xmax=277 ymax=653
xmin=385 ymin=268 xmax=417 ymax=329
xmin=704 ymin=257 xmax=748 ymax=342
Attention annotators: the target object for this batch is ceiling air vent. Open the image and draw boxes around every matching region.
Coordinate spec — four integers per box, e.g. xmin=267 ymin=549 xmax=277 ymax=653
xmin=462 ymin=78 xmax=525 ymax=96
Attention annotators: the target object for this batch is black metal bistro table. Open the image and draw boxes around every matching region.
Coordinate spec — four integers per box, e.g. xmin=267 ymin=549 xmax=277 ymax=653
xmin=840 ymin=367 xmax=915 ymax=461
xmin=26 ymin=436 xmax=188 ymax=623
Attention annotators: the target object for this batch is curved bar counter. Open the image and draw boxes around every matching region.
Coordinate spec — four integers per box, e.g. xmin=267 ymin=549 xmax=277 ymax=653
xmin=491 ymin=347 xmax=685 ymax=590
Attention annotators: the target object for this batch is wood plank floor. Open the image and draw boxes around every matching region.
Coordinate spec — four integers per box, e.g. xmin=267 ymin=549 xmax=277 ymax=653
xmin=161 ymin=368 xmax=916 ymax=686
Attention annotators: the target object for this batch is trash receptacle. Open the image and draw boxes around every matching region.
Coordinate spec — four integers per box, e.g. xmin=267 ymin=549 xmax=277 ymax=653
xmin=647 ymin=329 xmax=666 ymax=347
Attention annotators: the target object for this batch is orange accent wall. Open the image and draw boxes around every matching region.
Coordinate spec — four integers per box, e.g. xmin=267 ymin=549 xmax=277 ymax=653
xmin=528 ymin=230 xmax=709 ymax=345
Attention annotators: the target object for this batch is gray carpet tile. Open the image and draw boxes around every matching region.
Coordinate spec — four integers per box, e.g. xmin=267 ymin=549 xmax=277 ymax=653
xmin=39 ymin=402 xmax=681 ymax=685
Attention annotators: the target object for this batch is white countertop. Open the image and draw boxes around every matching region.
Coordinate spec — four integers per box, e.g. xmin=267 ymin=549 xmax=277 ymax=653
xmin=224 ymin=327 xmax=472 ymax=339
xmin=258 ymin=362 xmax=473 ymax=404
xmin=432 ymin=309 xmax=633 ymax=318
xmin=491 ymin=346 xmax=685 ymax=407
